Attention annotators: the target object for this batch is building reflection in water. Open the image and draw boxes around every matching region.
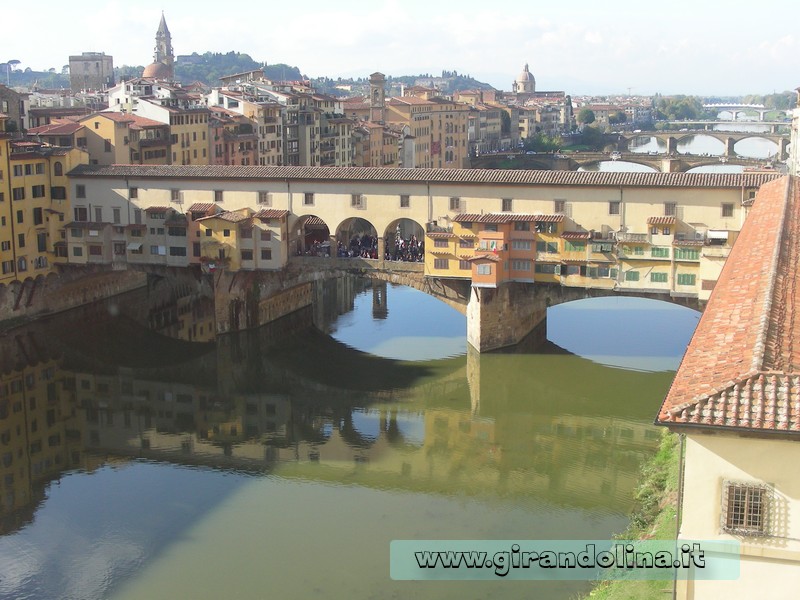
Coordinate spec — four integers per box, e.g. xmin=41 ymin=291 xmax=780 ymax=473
xmin=0 ymin=279 xmax=671 ymax=534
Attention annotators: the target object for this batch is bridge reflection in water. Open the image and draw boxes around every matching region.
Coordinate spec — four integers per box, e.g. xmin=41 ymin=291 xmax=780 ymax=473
xmin=0 ymin=281 xmax=686 ymax=600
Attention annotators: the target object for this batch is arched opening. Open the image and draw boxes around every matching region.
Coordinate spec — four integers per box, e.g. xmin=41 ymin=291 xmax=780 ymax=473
xmin=384 ymin=218 xmax=424 ymax=262
xmin=294 ymin=214 xmax=331 ymax=256
xmin=547 ymin=296 xmax=701 ymax=372
xmin=675 ymin=134 xmax=724 ymax=156
xmin=335 ymin=217 xmax=378 ymax=259
xmin=53 ymin=161 xmax=63 ymax=176
xmin=733 ymin=137 xmax=778 ymax=160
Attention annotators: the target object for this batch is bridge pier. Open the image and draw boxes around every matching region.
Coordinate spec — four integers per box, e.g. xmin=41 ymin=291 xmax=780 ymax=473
xmin=724 ymin=137 xmax=736 ymax=157
xmin=666 ymin=137 xmax=678 ymax=155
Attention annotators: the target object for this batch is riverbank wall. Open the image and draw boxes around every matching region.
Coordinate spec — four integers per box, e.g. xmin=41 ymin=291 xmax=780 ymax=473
xmin=0 ymin=267 xmax=147 ymax=330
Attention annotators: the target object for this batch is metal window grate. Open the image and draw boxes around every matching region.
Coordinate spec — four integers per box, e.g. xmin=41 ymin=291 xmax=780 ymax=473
xmin=721 ymin=481 xmax=771 ymax=536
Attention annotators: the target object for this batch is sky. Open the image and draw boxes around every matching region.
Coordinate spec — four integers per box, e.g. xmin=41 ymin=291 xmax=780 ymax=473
xmin=3 ymin=0 xmax=799 ymax=96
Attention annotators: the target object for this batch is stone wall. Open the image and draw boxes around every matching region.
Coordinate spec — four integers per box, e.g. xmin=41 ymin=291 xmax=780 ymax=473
xmin=0 ymin=267 xmax=147 ymax=329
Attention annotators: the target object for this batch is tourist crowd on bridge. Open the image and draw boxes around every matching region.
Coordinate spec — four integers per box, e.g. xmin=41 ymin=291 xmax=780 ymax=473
xmin=299 ymin=234 xmax=425 ymax=262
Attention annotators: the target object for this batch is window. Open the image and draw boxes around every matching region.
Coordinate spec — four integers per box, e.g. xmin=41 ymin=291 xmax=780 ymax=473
xmin=129 ymin=187 xmax=138 ymax=199
xmin=502 ymin=198 xmax=513 ymax=211
xmin=33 ymin=208 xmax=43 ymax=226
xmin=476 ymin=264 xmax=492 ymax=275
xmin=16 ymin=210 xmax=23 ymax=224
xmin=240 ymin=228 xmax=252 ymax=239
xmin=168 ymin=227 xmax=186 ymax=237
xmin=214 ymin=190 xmax=224 ymax=203
xmin=258 ymin=191 xmax=272 ymax=206
xmin=564 ymin=240 xmax=585 ymax=252
xmin=304 ymin=192 xmax=314 ymax=206
xmin=113 ymin=208 xmax=121 ymax=224
xmin=536 ymin=241 xmax=558 ymax=253
xmin=433 ymin=258 xmax=449 ymax=269
xmin=12 ymin=187 xmax=24 ymax=201
xmin=76 ymin=184 xmax=86 ymax=198
xmin=664 ymin=202 xmax=677 ymax=217
xmin=205 ymin=229 xmax=212 ymax=237
xmin=459 ymin=239 xmax=474 ymax=248
xmin=650 ymin=272 xmax=668 ymax=283
xmin=722 ymin=203 xmax=734 ymax=218
xmin=662 ymin=227 xmax=671 ymax=235
xmin=223 ymin=229 xmax=230 ymax=237
xmin=17 ymin=257 xmax=26 ymax=272
xmin=149 ymin=245 xmax=166 ymax=256
xmin=35 ymin=163 xmax=44 ymax=174
xmin=54 ymin=162 xmax=63 ymax=176
xmin=609 ymin=201 xmax=620 ymax=215
xmin=241 ymin=249 xmax=254 ymax=261
xmin=261 ymin=248 xmax=272 ymax=260
xmin=512 ymin=259 xmax=531 ymax=271
xmin=434 ymin=239 xmax=448 ymax=248
xmin=651 ymin=226 xmax=659 ymax=235
xmin=93 ymin=207 xmax=102 ymax=223
xmin=32 ymin=185 xmax=45 ymax=198
xmin=536 ymin=222 xmax=557 ymax=234
xmin=675 ymin=248 xmax=700 ymax=260
xmin=260 ymin=230 xmax=272 ymax=241
xmin=104 ymin=139 xmax=112 ymax=152
xmin=171 ymin=189 xmax=181 ymax=202
xmin=169 ymin=247 xmax=187 ymax=257
xmin=677 ymin=273 xmax=696 ymax=286
xmin=625 ymin=270 xmax=640 ymax=281
xmin=351 ymin=194 xmax=364 ymax=208
xmin=72 ymin=246 xmax=83 ymax=257
xmin=89 ymin=245 xmax=102 ymax=256
xmin=17 ymin=234 xmax=25 ymax=248
xmin=134 ymin=209 xmax=142 ymax=224
xmin=535 ymin=263 xmax=560 ymax=275
xmin=651 ymin=246 xmax=670 ymax=258
xmin=554 ymin=199 xmax=566 ymax=213
xmin=722 ymin=481 xmax=769 ymax=536
xmin=512 ymin=240 xmax=531 ymax=250
xmin=1 ymin=241 xmax=9 ymax=251
xmin=459 ymin=260 xmax=471 ymax=270
xmin=513 ymin=221 xmax=530 ymax=231
xmin=24 ymin=164 xmax=32 ymax=175
xmin=449 ymin=197 xmax=461 ymax=211
xmin=400 ymin=195 xmax=410 ymax=208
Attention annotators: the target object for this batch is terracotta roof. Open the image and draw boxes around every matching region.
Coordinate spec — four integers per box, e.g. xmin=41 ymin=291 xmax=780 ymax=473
xmin=647 ymin=216 xmax=677 ymax=225
xmin=300 ymin=216 xmax=327 ymax=227
xmin=66 ymin=165 xmax=782 ymax=190
xmin=453 ymin=213 xmax=563 ymax=224
xmin=253 ymin=209 xmax=289 ymax=220
xmin=561 ymin=231 xmax=591 ymax=239
xmin=657 ymin=176 xmax=800 ymax=434
xmin=197 ymin=211 xmax=250 ymax=223
xmin=144 ymin=206 xmax=169 ymax=213
xmin=27 ymin=121 xmax=83 ymax=136
xmin=427 ymin=232 xmax=456 ymax=238
xmin=468 ymin=253 xmax=501 ymax=262
xmin=187 ymin=203 xmax=216 ymax=214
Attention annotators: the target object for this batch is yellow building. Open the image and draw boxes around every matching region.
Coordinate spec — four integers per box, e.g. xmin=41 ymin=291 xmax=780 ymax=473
xmin=0 ymin=132 xmax=87 ymax=285
xmin=196 ymin=208 xmax=289 ymax=272
xmin=386 ymin=97 xmax=433 ymax=168
xmin=77 ymin=112 xmax=170 ymax=166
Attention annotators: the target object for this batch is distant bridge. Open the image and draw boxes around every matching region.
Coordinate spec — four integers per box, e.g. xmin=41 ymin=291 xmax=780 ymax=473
xmin=471 ymin=151 xmax=772 ymax=172
xmin=616 ymin=129 xmax=789 ymax=159
xmin=702 ymin=103 xmax=792 ymax=121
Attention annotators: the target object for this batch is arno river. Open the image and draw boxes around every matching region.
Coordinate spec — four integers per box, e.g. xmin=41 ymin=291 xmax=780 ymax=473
xmin=0 ymin=279 xmax=700 ymax=600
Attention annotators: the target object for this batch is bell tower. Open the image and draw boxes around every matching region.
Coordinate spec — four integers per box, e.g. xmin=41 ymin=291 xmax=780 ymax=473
xmin=154 ymin=12 xmax=174 ymax=79
xmin=369 ymin=72 xmax=386 ymax=123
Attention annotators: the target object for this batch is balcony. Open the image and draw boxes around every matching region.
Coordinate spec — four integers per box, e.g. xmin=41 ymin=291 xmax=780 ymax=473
xmin=615 ymin=232 xmax=649 ymax=243
xmin=701 ymin=245 xmax=731 ymax=258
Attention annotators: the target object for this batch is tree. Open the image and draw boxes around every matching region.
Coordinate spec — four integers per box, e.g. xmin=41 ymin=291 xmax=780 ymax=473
xmin=609 ymin=111 xmax=627 ymax=125
xmin=577 ymin=108 xmax=595 ymax=125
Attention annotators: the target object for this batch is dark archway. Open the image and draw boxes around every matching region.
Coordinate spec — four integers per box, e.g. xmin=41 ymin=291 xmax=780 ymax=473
xmin=384 ymin=218 xmax=425 ymax=263
xmin=294 ymin=214 xmax=331 ymax=256
xmin=335 ymin=217 xmax=378 ymax=259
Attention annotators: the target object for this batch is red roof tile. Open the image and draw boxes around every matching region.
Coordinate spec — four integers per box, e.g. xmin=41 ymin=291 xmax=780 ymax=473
xmin=561 ymin=231 xmax=591 ymax=239
xmin=656 ymin=176 xmax=800 ymax=434
xmin=253 ymin=209 xmax=289 ymax=220
xmin=647 ymin=216 xmax=677 ymax=225
xmin=187 ymin=203 xmax=216 ymax=213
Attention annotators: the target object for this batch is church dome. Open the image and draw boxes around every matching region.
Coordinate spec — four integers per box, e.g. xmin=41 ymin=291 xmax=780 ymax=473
xmin=514 ymin=63 xmax=535 ymax=94
xmin=143 ymin=61 xmax=170 ymax=79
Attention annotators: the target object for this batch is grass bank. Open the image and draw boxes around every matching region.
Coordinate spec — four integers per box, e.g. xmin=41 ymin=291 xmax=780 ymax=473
xmin=582 ymin=430 xmax=681 ymax=600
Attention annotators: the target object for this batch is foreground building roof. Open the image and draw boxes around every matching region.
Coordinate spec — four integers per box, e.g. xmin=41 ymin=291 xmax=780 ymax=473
xmin=657 ymin=176 xmax=800 ymax=435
